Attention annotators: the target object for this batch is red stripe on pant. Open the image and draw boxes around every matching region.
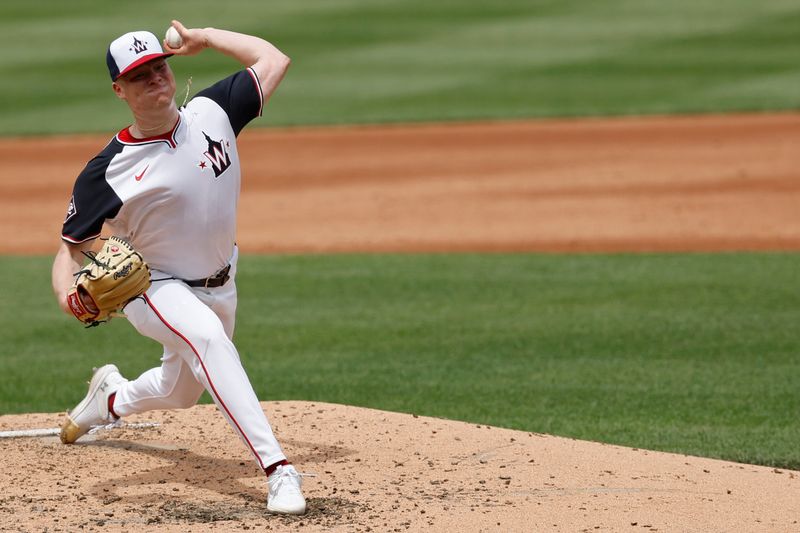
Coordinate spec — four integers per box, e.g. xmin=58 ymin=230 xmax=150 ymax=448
xmin=143 ymin=294 xmax=266 ymax=471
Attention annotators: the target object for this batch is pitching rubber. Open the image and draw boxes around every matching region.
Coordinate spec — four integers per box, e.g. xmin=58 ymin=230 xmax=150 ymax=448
xmin=0 ymin=422 xmax=160 ymax=440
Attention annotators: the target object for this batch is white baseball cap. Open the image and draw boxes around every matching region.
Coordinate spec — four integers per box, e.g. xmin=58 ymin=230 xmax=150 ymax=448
xmin=106 ymin=31 xmax=172 ymax=81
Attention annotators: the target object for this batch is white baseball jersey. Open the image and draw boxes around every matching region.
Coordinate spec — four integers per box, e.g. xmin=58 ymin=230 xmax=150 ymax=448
xmin=63 ymin=67 xmax=290 ymax=472
xmin=62 ymin=68 xmax=264 ymax=280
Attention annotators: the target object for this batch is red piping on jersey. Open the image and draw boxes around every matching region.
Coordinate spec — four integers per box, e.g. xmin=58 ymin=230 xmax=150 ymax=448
xmin=62 ymin=232 xmax=101 ymax=244
xmin=117 ymin=115 xmax=181 ymax=149
xmin=246 ymin=67 xmax=263 ymax=117
xmin=142 ymin=293 xmax=267 ymax=472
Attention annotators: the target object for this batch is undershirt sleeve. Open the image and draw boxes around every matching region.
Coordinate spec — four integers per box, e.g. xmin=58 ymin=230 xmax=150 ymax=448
xmin=193 ymin=68 xmax=264 ymax=136
xmin=61 ymin=141 xmax=124 ymax=244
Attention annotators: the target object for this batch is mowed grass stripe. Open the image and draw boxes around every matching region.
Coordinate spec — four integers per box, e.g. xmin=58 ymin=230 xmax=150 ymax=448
xmin=2 ymin=253 xmax=799 ymax=469
xmin=1 ymin=0 xmax=800 ymax=134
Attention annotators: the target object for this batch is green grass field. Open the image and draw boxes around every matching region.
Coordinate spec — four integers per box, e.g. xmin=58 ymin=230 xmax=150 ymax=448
xmin=0 ymin=1 xmax=799 ymax=470
xmin=3 ymin=254 xmax=799 ymax=469
xmin=0 ymin=0 xmax=799 ymax=135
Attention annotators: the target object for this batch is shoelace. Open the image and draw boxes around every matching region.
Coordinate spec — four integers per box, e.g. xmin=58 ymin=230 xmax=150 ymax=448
xmin=270 ymin=467 xmax=317 ymax=489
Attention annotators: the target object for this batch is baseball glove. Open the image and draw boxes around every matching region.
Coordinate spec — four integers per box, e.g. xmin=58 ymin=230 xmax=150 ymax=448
xmin=67 ymin=236 xmax=151 ymax=326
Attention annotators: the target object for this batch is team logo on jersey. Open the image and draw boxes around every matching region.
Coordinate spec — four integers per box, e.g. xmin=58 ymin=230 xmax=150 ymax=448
xmin=200 ymin=132 xmax=232 ymax=178
xmin=64 ymin=196 xmax=77 ymax=223
xmin=130 ymin=36 xmax=148 ymax=54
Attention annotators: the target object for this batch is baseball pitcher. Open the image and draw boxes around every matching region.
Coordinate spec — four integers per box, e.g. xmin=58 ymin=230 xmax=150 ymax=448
xmin=50 ymin=21 xmax=306 ymax=515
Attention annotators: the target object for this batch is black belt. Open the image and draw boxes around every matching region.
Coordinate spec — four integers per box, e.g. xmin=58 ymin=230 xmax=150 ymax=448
xmin=183 ymin=264 xmax=231 ymax=288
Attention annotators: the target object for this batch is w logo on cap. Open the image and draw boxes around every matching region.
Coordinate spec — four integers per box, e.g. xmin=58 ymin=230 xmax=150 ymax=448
xmin=108 ymin=31 xmax=171 ymax=81
xmin=130 ymin=36 xmax=148 ymax=54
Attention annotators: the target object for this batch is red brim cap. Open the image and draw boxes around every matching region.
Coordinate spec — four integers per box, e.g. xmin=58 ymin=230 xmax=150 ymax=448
xmin=115 ymin=53 xmax=173 ymax=80
xmin=107 ymin=31 xmax=173 ymax=81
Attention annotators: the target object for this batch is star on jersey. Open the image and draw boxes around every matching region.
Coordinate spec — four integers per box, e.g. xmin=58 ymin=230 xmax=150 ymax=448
xmin=130 ymin=36 xmax=148 ymax=54
xmin=200 ymin=132 xmax=232 ymax=178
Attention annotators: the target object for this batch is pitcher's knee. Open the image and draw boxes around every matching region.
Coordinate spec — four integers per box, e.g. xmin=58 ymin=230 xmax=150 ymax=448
xmin=150 ymin=362 xmax=205 ymax=410
xmin=181 ymin=321 xmax=230 ymax=353
xmin=165 ymin=389 xmax=203 ymax=409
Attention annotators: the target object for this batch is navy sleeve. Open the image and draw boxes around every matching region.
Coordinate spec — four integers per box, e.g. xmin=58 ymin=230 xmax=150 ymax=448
xmin=61 ymin=140 xmax=124 ymax=244
xmin=194 ymin=68 xmax=264 ymax=136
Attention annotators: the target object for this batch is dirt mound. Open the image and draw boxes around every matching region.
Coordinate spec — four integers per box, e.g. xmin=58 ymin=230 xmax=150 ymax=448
xmin=1 ymin=402 xmax=798 ymax=532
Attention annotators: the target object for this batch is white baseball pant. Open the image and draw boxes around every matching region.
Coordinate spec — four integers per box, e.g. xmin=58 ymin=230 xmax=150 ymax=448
xmin=112 ymin=248 xmax=287 ymax=472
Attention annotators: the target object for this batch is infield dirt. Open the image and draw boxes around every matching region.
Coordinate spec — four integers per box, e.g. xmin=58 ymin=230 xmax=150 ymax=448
xmin=1 ymin=113 xmax=799 ymax=531
xmin=1 ymin=113 xmax=800 ymax=254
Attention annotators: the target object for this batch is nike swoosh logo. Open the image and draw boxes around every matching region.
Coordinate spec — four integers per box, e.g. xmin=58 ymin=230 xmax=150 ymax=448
xmin=134 ymin=165 xmax=150 ymax=182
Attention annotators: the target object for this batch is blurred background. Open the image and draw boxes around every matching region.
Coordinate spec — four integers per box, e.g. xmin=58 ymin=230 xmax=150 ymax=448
xmin=1 ymin=0 xmax=798 ymax=135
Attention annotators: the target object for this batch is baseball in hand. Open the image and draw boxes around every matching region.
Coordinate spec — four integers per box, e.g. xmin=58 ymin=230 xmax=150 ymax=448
xmin=165 ymin=26 xmax=183 ymax=48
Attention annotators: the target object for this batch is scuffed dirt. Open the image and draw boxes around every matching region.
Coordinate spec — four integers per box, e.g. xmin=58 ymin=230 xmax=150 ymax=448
xmin=1 ymin=402 xmax=799 ymax=532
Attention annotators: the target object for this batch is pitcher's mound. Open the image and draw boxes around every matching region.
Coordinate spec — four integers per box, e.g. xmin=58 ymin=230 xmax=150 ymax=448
xmin=1 ymin=402 xmax=798 ymax=532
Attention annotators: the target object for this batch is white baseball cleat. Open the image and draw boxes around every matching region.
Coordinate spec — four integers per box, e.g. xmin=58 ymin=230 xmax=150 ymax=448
xmin=267 ymin=464 xmax=307 ymax=515
xmin=60 ymin=364 xmax=128 ymax=444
